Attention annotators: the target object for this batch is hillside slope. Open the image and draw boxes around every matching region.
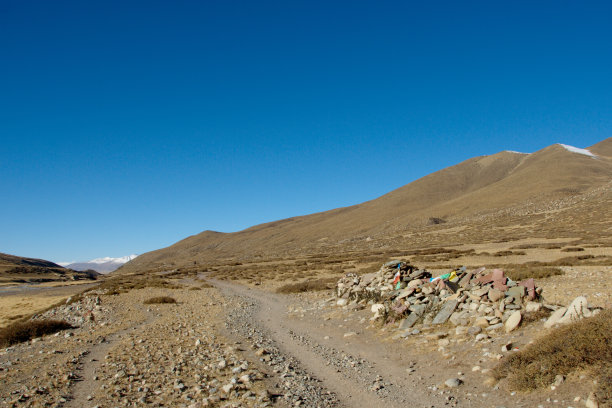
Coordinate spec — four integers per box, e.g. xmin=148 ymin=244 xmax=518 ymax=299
xmin=119 ymin=139 xmax=612 ymax=273
xmin=0 ymin=253 xmax=99 ymax=284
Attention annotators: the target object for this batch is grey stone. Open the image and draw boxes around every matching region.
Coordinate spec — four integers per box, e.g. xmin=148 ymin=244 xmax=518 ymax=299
xmin=432 ymin=300 xmax=458 ymax=325
xmin=505 ymin=286 xmax=525 ymax=303
xmin=399 ymin=313 xmax=420 ymax=329
xmin=486 ymin=323 xmax=503 ymax=331
xmin=409 ymin=304 xmax=427 ymax=316
xmin=444 ymin=378 xmax=462 ymax=388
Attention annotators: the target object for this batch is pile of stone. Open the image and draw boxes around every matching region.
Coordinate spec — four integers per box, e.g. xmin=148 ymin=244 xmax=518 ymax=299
xmin=31 ymin=294 xmax=107 ymax=328
xmin=336 ymin=261 xmax=599 ymax=336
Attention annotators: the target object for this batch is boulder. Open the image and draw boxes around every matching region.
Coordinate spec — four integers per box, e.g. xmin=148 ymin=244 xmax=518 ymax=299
xmin=558 ymin=296 xmax=590 ymax=324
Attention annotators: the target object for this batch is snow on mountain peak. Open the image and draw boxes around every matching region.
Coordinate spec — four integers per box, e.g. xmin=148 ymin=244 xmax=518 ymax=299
xmin=90 ymin=255 xmax=138 ymax=264
xmin=558 ymin=144 xmax=597 ymax=157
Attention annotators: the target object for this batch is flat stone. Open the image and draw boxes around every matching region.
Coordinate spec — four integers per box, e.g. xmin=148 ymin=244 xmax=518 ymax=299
xmin=544 ymin=307 xmax=568 ymax=328
xmin=432 ymin=300 xmax=458 ymax=325
xmin=398 ymin=313 xmax=420 ymax=329
xmin=487 ymin=288 xmax=504 ymax=302
xmin=505 ymin=286 xmax=525 ymax=303
xmin=468 ymin=326 xmax=482 ymax=335
xmin=397 ymin=288 xmax=415 ymax=299
xmin=505 ymin=311 xmax=522 ymax=333
xmin=486 ymin=323 xmax=503 ymax=331
xmin=336 ymin=299 xmax=348 ymax=307
xmin=409 ymin=304 xmax=427 ymax=316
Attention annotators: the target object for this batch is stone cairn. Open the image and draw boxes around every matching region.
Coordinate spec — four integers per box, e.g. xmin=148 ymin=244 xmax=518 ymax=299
xmin=336 ymin=261 xmax=599 ymax=336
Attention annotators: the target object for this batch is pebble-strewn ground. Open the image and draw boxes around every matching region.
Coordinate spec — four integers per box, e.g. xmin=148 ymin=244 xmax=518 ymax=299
xmin=1 ymin=287 xmax=274 ymax=408
xmin=0 ymin=273 xmax=606 ymax=408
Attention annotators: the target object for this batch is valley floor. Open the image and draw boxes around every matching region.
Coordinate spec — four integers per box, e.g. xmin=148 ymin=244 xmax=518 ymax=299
xmin=1 ymin=273 xmax=604 ymax=408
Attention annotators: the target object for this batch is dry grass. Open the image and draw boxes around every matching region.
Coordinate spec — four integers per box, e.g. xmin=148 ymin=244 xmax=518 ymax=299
xmin=0 ymin=320 xmax=73 ymax=347
xmin=483 ymin=264 xmax=564 ymax=281
xmin=561 ymin=247 xmax=585 ymax=252
xmin=95 ymin=274 xmax=181 ymax=295
xmin=143 ymin=296 xmax=177 ymax=304
xmin=276 ymin=277 xmax=338 ymax=294
xmin=493 ymin=309 xmax=612 ymax=405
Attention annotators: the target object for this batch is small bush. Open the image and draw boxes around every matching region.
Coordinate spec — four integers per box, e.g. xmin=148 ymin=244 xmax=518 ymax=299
xmin=428 ymin=217 xmax=447 ymax=225
xmin=0 ymin=320 xmax=74 ymax=347
xmin=143 ymin=296 xmax=176 ymax=304
xmin=276 ymin=277 xmax=338 ymax=294
xmin=561 ymin=247 xmax=585 ymax=252
xmin=493 ymin=309 xmax=612 ymax=404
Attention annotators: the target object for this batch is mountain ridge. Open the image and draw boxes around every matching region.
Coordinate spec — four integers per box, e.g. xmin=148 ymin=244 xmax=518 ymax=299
xmin=118 ymin=138 xmax=612 ymax=274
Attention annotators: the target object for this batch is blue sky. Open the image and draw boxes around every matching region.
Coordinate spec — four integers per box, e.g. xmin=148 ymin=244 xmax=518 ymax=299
xmin=1 ymin=1 xmax=610 ymax=263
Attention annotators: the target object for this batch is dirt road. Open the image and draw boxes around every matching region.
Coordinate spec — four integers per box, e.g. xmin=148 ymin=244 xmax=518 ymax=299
xmin=215 ymin=279 xmax=460 ymax=408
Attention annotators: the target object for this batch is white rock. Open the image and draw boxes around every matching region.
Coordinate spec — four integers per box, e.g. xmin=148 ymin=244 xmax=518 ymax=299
xmin=525 ymin=302 xmax=542 ymax=312
xmin=445 ymin=378 xmax=462 ymax=388
xmin=558 ymin=296 xmax=589 ymax=324
xmin=544 ymin=307 xmax=567 ymax=328
xmin=505 ymin=311 xmax=522 ymax=333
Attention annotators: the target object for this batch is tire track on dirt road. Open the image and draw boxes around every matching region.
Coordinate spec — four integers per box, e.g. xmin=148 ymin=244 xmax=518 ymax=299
xmin=213 ymin=279 xmax=449 ymax=408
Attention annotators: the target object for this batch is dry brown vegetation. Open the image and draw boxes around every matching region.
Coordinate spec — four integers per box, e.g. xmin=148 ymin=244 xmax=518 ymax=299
xmin=276 ymin=277 xmax=338 ymax=294
xmin=0 ymin=320 xmax=73 ymax=347
xmin=93 ymin=274 xmax=182 ymax=296
xmin=143 ymin=296 xmax=177 ymax=304
xmin=494 ymin=309 xmax=612 ymax=405
xmin=482 ymin=264 xmax=565 ymax=281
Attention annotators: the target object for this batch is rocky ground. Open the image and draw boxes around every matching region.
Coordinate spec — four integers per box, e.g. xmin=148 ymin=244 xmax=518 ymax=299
xmin=0 ymin=271 xmax=607 ymax=408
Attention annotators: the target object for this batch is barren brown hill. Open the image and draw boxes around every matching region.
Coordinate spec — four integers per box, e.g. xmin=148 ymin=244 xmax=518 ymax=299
xmin=588 ymin=137 xmax=612 ymax=157
xmin=0 ymin=252 xmax=99 ymax=285
xmin=119 ymin=139 xmax=612 ymax=273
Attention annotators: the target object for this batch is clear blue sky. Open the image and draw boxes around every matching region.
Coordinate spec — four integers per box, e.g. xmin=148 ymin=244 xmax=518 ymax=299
xmin=1 ymin=1 xmax=610 ymax=263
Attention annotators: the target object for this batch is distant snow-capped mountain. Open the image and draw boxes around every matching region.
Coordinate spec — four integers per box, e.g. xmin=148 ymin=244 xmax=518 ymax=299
xmin=63 ymin=255 xmax=138 ymax=273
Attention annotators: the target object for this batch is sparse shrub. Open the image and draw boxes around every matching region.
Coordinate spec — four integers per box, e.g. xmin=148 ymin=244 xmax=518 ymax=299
xmin=561 ymin=247 xmax=585 ymax=252
xmin=143 ymin=296 xmax=176 ymax=304
xmin=485 ymin=264 xmax=564 ymax=281
xmin=276 ymin=277 xmax=338 ymax=294
xmin=189 ymin=286 xmax=201 ymax=290
xmin=428 ymin=217 xmax=447 ymax=225
xmin=0 ymin=320 xmax=73 ymax=347
xmin=493 ymin=309 xmax=612 ymax=404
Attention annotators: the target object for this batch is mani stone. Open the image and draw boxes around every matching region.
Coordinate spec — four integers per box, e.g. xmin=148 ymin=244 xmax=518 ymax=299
xmin=488 ymin=288 xmax=504 ymax=302
xmin=505 ymin=286 xmax=525 ymax=303
xmin=558 ymin=296 xmax=590 ymax=324
xmin=399 ymin=313 xmax=420 ymax=329
xmin=544 ymin=307 xmax=568 ymax=328
xmin=432 ymin=300 xmax=458 ymax=325
xmin=504 ymin=311 xmax=522 ymax=333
